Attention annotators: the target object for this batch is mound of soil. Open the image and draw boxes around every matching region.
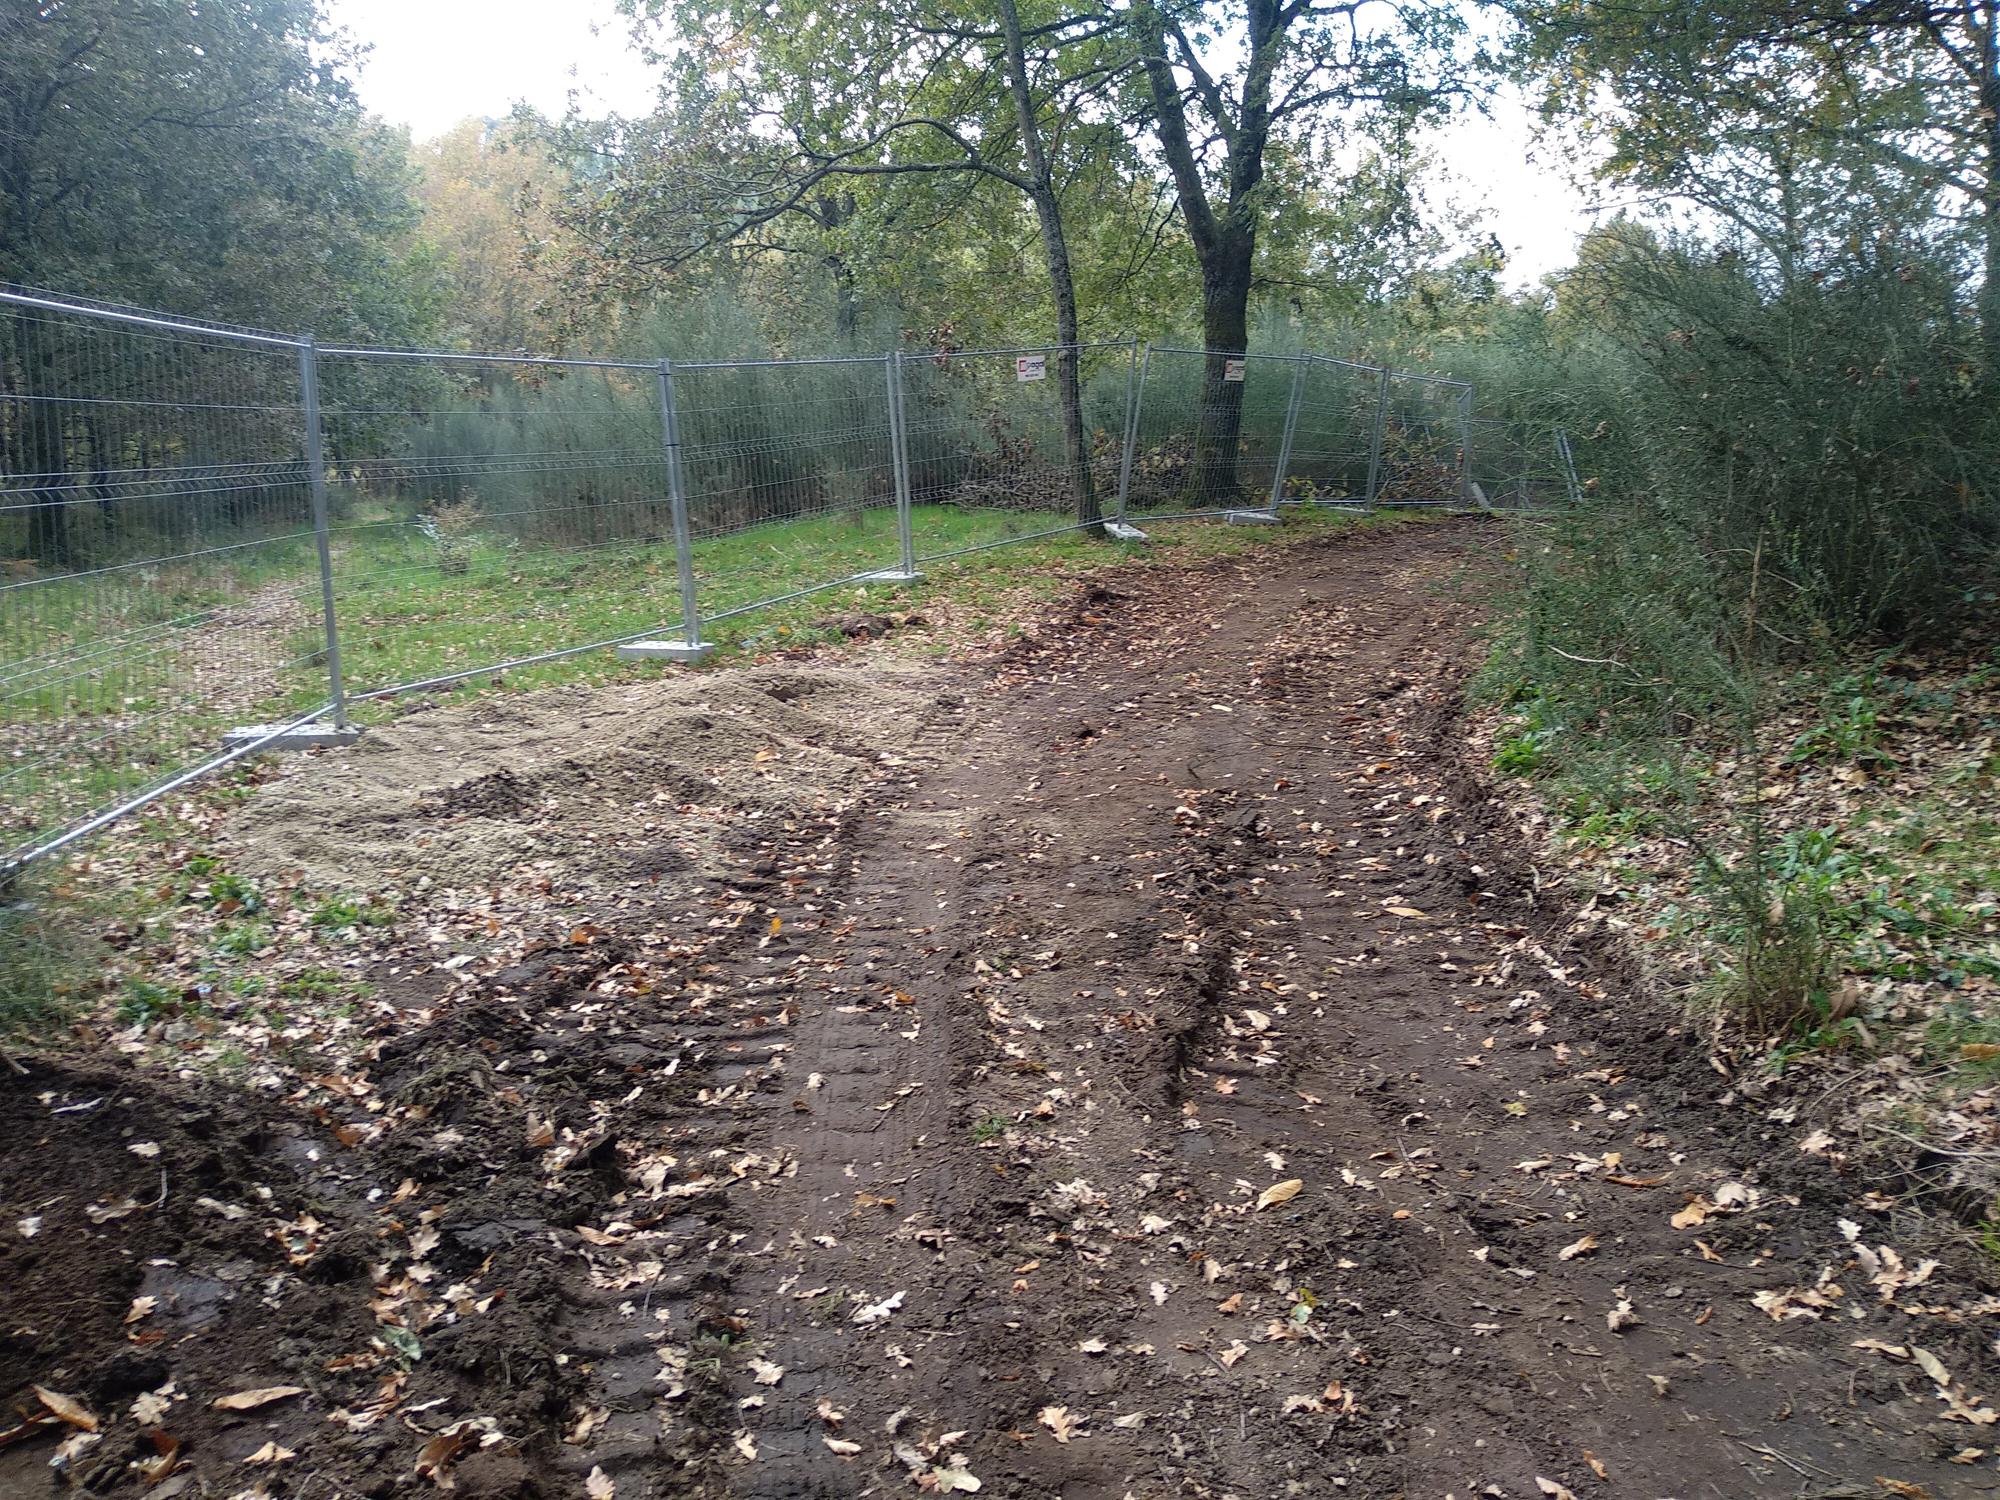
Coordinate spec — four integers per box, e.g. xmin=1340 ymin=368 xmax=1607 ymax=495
xmin=223 ymin=665 xmax=945 ymax=898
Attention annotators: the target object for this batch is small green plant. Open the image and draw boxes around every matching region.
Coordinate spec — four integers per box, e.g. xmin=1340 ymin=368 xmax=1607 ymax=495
xmin=1493 ymin=730 xmax=1551 ymax=776
xmin=1786 ymin=694 xmax=1887 ymax=765
xmin=418 ymin=498 xmax=485 ymax=576
xmin=1698 ymin=843 xmax=1848 ymax=1039
xmin=213 ymin=921 xmax=271 ymax=958
xmin=310 ymin=896 xmax=395 ymax=933
xmin=1975 ymin=1196 xmax=2000 ymax=1265
xmin=281 ymin=966 xmax=351 ymax=999
xmin=118 ymin=977 xmax=181 ymax=1025
xmin=200 ymin=872 xmax=263 ymax=914
xmin=970 ymin=1114 xmax=1008 ymax=1144
xmin=0 ymin=890 xmax=93 ymax=1032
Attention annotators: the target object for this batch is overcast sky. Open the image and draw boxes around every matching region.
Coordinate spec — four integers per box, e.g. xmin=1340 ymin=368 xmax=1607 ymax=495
xmin=325 ymin=0 xmax=1598 ymax=289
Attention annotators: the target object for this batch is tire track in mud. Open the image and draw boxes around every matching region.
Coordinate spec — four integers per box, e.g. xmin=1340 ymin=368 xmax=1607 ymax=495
xmin=633 ymin=523 xmax=1981 ymax=1500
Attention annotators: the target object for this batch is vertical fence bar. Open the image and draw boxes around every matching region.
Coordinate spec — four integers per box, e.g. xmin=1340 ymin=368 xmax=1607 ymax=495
xmin=1266 ymin=354 xmax=1309 ymax=511
xmin=1115 ymin=342 xmax=1147 ymax=523
xmin=1363 ymin=364 xmax=1392 ymax=507
xmin=1556 ymin=428 xmax=1583 ymax=506
xmin=1456 ymin=385 xmax=1475 ymax=507
xmin=657 ymin=359 xmax=702 ymax=650
xmin=299 ymin=337 xmax=349 ymax=728
xmin=887 ymin=350 xmax=917 ymax=576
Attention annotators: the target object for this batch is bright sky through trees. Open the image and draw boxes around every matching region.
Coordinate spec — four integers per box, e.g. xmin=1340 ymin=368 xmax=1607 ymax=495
xmin=326 ymin=0 xmax=1594 ymax=287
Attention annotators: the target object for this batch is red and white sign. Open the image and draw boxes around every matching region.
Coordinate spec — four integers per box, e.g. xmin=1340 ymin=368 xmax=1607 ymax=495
xmin=1015 ymin=354 xmax=1047 ymax=382
xmin=1223 ymin=358 xmax=1246 ymax=383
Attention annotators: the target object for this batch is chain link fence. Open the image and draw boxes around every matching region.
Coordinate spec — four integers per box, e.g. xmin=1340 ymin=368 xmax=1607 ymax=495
xmin=2 ymin=285 xmax=1574 ymax=871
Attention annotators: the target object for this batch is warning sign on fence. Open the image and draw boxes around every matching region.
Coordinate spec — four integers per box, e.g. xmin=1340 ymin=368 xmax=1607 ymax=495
xmin=1223 ymin=358 xmax=1246 ymax=383
xmin=1015 ymin=353 xmax=1047 ymax=382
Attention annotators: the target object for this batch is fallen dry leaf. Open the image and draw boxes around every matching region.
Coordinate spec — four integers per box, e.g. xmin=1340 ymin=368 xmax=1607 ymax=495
xmin=1038 ymin=1405 xmax=1081 ymax=1443
xmin=1256 ymin=1179 xmax=1303 ymax=1210
xmin=854 ymin=1290 xmax=905 ymax=1324
xmin=414 ymin=1424 xmax=476 ymax=1489
xmin=243 ymin=1441 xmax=295 ymax=1465
xmin=32 ymin=1386 xmax=98 ymax=1433
xmin=824 ymin=1437 xmax=862 ymax=1456
xmin=138 ymin=1427 xmax=182 ymax=1485
xmin=586 ymin=1466 xmax=615 ymax=1499
xmin=1558 ymin=1234 xmax=1599 ymax=1262
xmin=931 ymin=1459 xmax=983 ymax=1493
xmin=213 ymin=1386 xmax=305 ymax=1412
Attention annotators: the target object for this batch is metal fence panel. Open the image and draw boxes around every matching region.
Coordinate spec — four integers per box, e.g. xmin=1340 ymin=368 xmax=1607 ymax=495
xmin=1466 ymin=419 xmax=1580 ymax=511
xmin=896 ymin=341 xmax=1132 ymax=558
xmin=1283 ymin=357 xmax=1384 ymax=506
xmin=314 ymin=350 xmax=680 ymax=696
xmin=1 ymin=292 xmax=329 ymax=866
xmin=1124 ymin=348 xmax=1303 ymax=516
xmin=670 ymin=355 xmax=902 ymax=626
xmin=1375 ymin=371 xmax=1471 ymax=506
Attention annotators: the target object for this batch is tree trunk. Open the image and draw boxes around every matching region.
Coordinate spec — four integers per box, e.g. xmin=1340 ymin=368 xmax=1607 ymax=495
xmin=996 ymin=0 xmax=1100 ymax=530
xmin=816 ymin=192 xmax=862 ymax=345
xmin=1129 ymin=0 xmax=1280 ymax=503
xmin=1195 ymin=247 xmax=1253 ymax=502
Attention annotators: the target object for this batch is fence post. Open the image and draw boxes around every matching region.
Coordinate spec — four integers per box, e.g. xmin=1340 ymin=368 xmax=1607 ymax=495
xmin=1266 ymin=354 xmax=1308 ymax=512
xmin=663 ymin=360 xmax=705 ymax=653
xmin=864 ymin=349 xmax=923 ymax=583
xmin=299 ymin=338 xmax=350 ymax=730
xmin=1556 ymin=428 xmax=1583 ymax=507
xmin=1109 ymin=342 xmax=1150 ymax=538
xmin=1363 ymin=364 xmax=1392 ymax=508
xmin=1456 ymin=385 xmax=1475 ymax=508
xmin=614 ymin=360 xmax=713 ymax=663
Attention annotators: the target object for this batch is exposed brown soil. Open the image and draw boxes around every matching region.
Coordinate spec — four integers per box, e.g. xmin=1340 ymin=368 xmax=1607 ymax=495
xmin=5 ymin=519 xmax=1995 ymax=1500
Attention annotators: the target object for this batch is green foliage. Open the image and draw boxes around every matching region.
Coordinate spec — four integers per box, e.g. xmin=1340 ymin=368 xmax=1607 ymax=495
xmin=0 ymin=0 xmax=441 ymax=342
xmin=117 ymin=978 xmax=181 ymax=1027
xmin=199 ymin=873 xmax=264 ymax=915
xmin=310 ymin=896 xmax=395 ymax=934
xmin=1492 ymin=731 xmax=1550 ymax=777
xmin=1696 ymin=840 xmax=1847 ymax=1040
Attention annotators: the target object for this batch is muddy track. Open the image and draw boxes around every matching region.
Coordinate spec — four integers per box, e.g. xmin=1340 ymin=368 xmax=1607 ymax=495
xmin=3 ymin=520 xmax=1993 ymax=1500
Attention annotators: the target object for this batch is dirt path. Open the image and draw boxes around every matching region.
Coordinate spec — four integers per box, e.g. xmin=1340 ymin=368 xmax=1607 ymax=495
xmin=4 ymin=520 xmax=1993 ymax=1499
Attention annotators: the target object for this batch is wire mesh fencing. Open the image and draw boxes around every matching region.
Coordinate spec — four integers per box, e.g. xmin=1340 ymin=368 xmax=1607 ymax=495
xmin=1124 ymin=348 xmax=1308 ymax=518
xmin=314 ymin=348 xmax=681 ymax=696
xmin=1374 ymin=371 xmax=1472 ymax=506
xmin=898 ymin=341 xmax=1135 ymax=558
xmin=1282 ymin=356 xmax=1386 ymax=506
xmin=0 ymin=292 xmax=336 ymax=866
xmin=1465 ymin=419 xmax=1584 ymax=511
xmin=3 ymin=283 xmax=1543 ymax=872
xmin=671 ymin=355 xmax=905 ymax=628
